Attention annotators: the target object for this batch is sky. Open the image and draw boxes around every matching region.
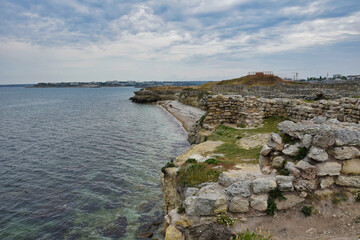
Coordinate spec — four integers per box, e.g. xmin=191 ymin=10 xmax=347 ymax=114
xmin=0 ymin=0 xmax=360 ymax=84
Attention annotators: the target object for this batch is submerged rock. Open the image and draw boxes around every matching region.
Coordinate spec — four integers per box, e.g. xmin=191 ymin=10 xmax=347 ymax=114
xmin=102 ymin=216 xmax=128 ymax=238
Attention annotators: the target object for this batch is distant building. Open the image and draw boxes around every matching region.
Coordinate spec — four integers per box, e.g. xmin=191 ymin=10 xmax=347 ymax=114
xmin=347 ymin=75 xmax=360 ymax=80
xmin=248 ymin=71 xmax=274 ymax=76
xmin=333 ymin=74 xmax=342 ymax=78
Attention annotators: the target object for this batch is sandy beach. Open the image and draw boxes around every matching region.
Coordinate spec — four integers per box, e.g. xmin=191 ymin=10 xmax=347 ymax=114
xmin=158 ymin=100 xmax=205 ymax=132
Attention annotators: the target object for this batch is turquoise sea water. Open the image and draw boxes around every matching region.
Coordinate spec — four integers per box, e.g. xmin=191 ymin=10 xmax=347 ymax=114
xmin=0 ymin=87 xmax=189 ymax=239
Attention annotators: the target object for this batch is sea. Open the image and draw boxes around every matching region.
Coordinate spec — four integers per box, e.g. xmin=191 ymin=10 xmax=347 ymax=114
xmin=0 ymin=87 xmax=190 ymax=240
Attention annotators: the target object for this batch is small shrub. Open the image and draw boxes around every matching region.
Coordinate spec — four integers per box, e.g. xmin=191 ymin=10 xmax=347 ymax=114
xmin=355 ymin=191 xmax=360 ymax=202
xmin=204 ymin=158 xmax=219 ymax=165
xmin=161 ymin=161 xmax=176 ymax=173
xmin=278 ymin=168 xmax=290 ymax=176
xmin=267 ymin=187 xmax=286 ymax=216
xmin=199 ymin=114 xmax=206 ymax=126
xmin=301 ymin=205 xmax=313 ymax=217
xmin=231 ymin=228 xmax=273 ymax=240
xmin=281 ymin=134 xmax=295 ymax=145
xmin=295 ymin=147 xmax=308 ymax=160
xmin=185 ymin=158 xmax=197 ymax=164
xmin=236 ymin=135 xmax=243 ymax=139
xmin=216 ymin=213 xmax=237 ymax=226
xmin=177 ymin=202 xmax=185 ymax=214
xmin=237 ymin=124 xmax=246 ymax=128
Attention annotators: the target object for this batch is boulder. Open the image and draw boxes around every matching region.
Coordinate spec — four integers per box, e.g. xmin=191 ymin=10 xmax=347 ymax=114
xmin=276 ymin=194 xmax=305 ymax=210
xmin=272 ymin=156 xmax=285 ymax=168
xmin=250 ymin=194 xmax=268 ymax=211
xmin=194 ymin=189 xmax=228 ymax=216
xmin=316 ymin=162 xmax=342 ymax=176
xmin=218 ymin=172 xmax=242 ymax=187
xmin=307 ymin=146 xmax=328 ymax=162
xmin=332 ymin=147 xmax=360 ymax=160
xmin=184 ymin=196 xmax=196 ymax=216
xmin=282 ymin=143 xmax=300 ymax=156
xmin=268 ymin=133 xmax=284 ymax=151
xmin=260 ymin=145 xmax=272 ymax=156
xmin=295 ymin=160 xmax=317 ymax=180
xmin=320 ymin=177 xmax=334 ymax=189
xmin=229 ymin=197 xmax=249 ymax=213
xmin=185 ymin=188 xmax=198 ymax=199
xmin=252 ymin=178 xmax=277 ymax=194
xmin=276 ymin=176 xmax=294 ymax=191
xmin=334 ymin=128 xmax=360 ymax=146
xmin=342 ymin=159 xmax=360 ymax=174
xmin=312 ymin=130 xmax=335 ymax=149
xmin=336 ymin=176 xmax=360 ymax=188
xmin=225 ymin=180 xmax=252 ymax=197
xmin=294 ymin=179 xmax=318 ymax=192
xmin=165 ymin=225 xmax=185 ymax=240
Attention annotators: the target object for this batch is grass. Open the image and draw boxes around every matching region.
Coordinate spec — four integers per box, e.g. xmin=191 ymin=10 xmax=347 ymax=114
xmin=161 ymin=161 xmax=176 ymax=173
xmin=216 ymin=213 xmax=238 ymax=226
xmin=231 ymin=229 xmax=273 ymax=240
xmin=332 ymin=192 xmax=348 ymax=204
xmin=177 ymin=163 xmax=221 ymax=187
xmin=295 ymin=147 xmax=309 ymax=160
xmin=301 ymin=205 xmax=313 ymax=217
xmin=207 ymin=116 xmax=286 ymax=164
xmin=267 ymin=187 xmax=286 ymax=216
xmin=204 ymin=158 xmax=220 ymax=165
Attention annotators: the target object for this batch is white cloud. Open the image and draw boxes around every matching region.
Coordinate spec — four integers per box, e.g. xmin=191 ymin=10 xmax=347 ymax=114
xmin=280 ymin=0 xmax=329 ymax=16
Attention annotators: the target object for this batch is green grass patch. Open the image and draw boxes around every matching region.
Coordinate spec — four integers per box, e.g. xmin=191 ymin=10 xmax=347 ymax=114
xmin=177 ymin=163 xmax=221 ymax=187
xmin=207 ymin=116 xmax=286 ymax=165
xmin=161 ymin=161 xmax=176 ymax=173
xmin=185 ymin=158 xmax=197 ymax=164
xmin=216 ymin=213 xmax=238 ymax=226
xmin=301 ymin=205 xmax=313 ymax=217
xmin=295 ymin=147 xmax=309 ymax=160
xmin=267 ymin=187 xmax=286 ymax=216
xmin=204 ymin=158 xmax=220 ymax=165
xmin=177 ymin=202 xmax=185 ymax=214
xmin=332 ymin=192 xmax=347 ymax=204
xmin=281 ymin=133 xmax=296 ymax=145
xmin=231 ymin=229 xmax=273 ymax=240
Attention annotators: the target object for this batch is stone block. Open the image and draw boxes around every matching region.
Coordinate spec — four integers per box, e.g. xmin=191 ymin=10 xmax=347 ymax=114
xmin=320 ymin=177 xmax=334 ymax=189
xmin=295 ymin=160 xmax=317 ymax=180
xmin=260 ymin=145 xmax=272 ymax=156
xmin=332 ymin=147 xmax=360 ymax=160
xmin=282 ymin=143 xmax=300 ymax=156
xmin=250 ymin=194 xmax=268 ymax=211
xmin=316 ymin=162 xmax=342 ymax=176
xmin=276 ymin=176 xmax=294 ymax=191
xmin=225 ymin=180 xmax=252 ymax=197
xmin=229 ymin=197 xmax=249 ymax=213
xmin=276 ymin=194 xmax=304 ymax=210
xmin=334 ymin=128 xmax=360 ymax=146
xmin=336 ymin=175 xmax=360 ymax=188
xmin=294 ymin=179 xmax=318 ymax=192
xmin=307 ymin=146 xmax=328 ymax=162
xmin=301 ymin=134 xmax=312 ymax=149
xmin=272 ymin=156 xmax=285 ymax=168
xmin=252 ymin=178 xmax=277 ymax=194
xmin=312 ymin=130 xmax=335 ymax=149
xmin=342 ymin=159 xmax=360 ymax=175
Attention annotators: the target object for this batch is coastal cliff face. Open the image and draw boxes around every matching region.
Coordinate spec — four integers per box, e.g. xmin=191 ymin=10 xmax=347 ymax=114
xmin=129 ymin=89 xmax=182 ymax=103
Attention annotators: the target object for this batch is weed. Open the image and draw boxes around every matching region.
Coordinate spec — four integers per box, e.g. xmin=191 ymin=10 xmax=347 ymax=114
xmin=237 ymin=124 xmax=246 ymax=128
xmin=301 ymin=205 xmax=313 ymax=217
xmin=295 ymin=147 xmax=308 ymax=160
xmin=177 ymin=202 xmax=185 ymax=214
xmin=355 ymin=191 xmax=360 ymax=202
xmin=185 ymin=158 xmax=197 ymax=164
xmin=332 ymin=192 xmax=348 ymax=204
xmin=281 ymin=134 xmax=296 ymax=145
xmin=278 ymin=168 xmax=290 ymax=176
xmin=178 ymin=163 xmax=221 ymax=187
xmin=161 ymin=160 xmax=176 ymax=173
xmin=199 ymin=114 xmax=206 ymax=126
xmin=204 ymin=158 xmax=219 ymax=165
xmin=236 ymin=135 xmax=243 ymax=139
xmin=267 ymin=188 xmax=286 ymax=216
xmin=216 ymin=213 xmax=237 ymax=226
xmin=231 ymin=228 xmax=273 ymax=240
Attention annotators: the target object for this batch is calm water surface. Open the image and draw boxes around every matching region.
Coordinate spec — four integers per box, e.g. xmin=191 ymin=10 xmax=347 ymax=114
xmin=0 ymin=87 xmax=189 ymax=239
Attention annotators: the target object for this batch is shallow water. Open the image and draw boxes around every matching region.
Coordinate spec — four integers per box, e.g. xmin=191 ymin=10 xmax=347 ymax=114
xmin=0 ymin=87 xmax=189 ymax=239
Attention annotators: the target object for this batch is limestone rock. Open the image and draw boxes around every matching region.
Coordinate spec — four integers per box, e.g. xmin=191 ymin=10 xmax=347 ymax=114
xmin=259 ymin=155 xmax=270 ymax=170
xmin=342 ymin=159 xmax=360 ymax=174
xmin=250 ymin=194 xmax=268 ymax=211
xmin=165 ymin=225 xmax=184 ymax=240
xmin=185 ymin=188 xmax=198 ymax=199
xmin=252 ymin=178 xmax=277 ymax=194
xmin=184 ymin=196 xmax=196 ymax=216
xmin=312 ymin=130 xmax=335 ymax=149
xmin=272 ymin=156 xmax=285 ymax=168
xmin=260 ymin=145 xmax=272 ymax=156
xmin=218 ymin=172 xmax=242 ymax=187
xmin=294 ymin=179 xmax=318 ymax=192
xmin=301 ymin=134 xmax=312 ymax=149
xmin=295 ymin=160 xmax=317 ymax=180
xmin=225 ymin=180 xmax=252 ymax=197
xmin=194 ymin=189 xmax=228 ymax=216
xmin=332 ymin=147 xmax=360 ymax=160
xmin=282 ymin=143 xmax=300 ymax=156
xmin=320 ymin=177 xmax=334 ymax=189
xmin=276 ymin=176 xmax=294 ymax=191
xmin=307 ymin=146 xmax=328 ymax=162
xmin=276 ymin=194 xmax=305 ymax=210
xmin=229 ymin=197 xmax=249 ymax=213
xmin=334 ymin=128 xmax=360 ymax=146
xmin=285 ymin=162 xmax=301 ymax=178
xmin=336 ymin=176 xmax=360 ymax=188
xmin=316 ymin=162 xmax=342 ymax=176
xmin=268 ymin=133 xmax=284 ymax=151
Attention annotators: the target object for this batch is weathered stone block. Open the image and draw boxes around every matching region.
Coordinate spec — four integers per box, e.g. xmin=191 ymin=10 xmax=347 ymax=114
xmin=294 ymin=179 xmax=318 ymax=192
xmin=332 ymin=147 xmax=360 ymax=160
xmin=341 ymin=159 xmax=360 ymax=175
xmin=312 ymin=130 xmax=335 ymax=149
xmin=250 ymin=194 xmax=268 ymax=211
xmin=272 ymin=156 xmax=285 ymax=168
xmin=301 ymin=134 xmax=312 ymax=149
xmin=185 ymin=188 xmax=198 ymax=199
xmin=307 ymin=146 xmax=328 ymax=162
xmin=252 ymin=178 xmax=277 ymax=194
xmin=225 ymin=180 xmax=252 ymax=197
xmin=229 ymin=197 xmax=249 ymax=213
xmin=320 ymin=177 xmax=334 ymax=189
xmin=276 ymin=194 xmax=304 ymax=210
xmin=336 ymin=175 xmax=360 ymax=188
xmin=316 ymin=162 xmax=342 ymax=176
xmin=295 ymin=160 xmax=317 ymax=180
xmin=334 ymin=128 xmax=360 ymax=146
xmin=276 ymin=176 xmax=294 ymax=191
xmin=260 ymin=145 xmax=272 ymax=156
xmin=282 ymin=143 xmax=300 ymax=156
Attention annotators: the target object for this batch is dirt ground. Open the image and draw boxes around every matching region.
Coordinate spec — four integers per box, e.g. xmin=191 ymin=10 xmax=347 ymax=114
xmin=235 ymin=196 xmax=360 ymax=240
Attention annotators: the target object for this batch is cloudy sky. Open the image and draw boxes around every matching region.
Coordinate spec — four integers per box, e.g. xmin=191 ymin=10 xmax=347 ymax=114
xmin=0 ymin=0 xmax=360 ymax=84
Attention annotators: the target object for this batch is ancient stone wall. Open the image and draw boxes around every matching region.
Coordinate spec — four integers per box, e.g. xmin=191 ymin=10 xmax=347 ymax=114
xmin=211 ymin=81 xmax=360 ymax=100
xmin=177 ymin=89 xmax=209 ymax=109
xmin=202 ymin=95 xmax=360 ymax=127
